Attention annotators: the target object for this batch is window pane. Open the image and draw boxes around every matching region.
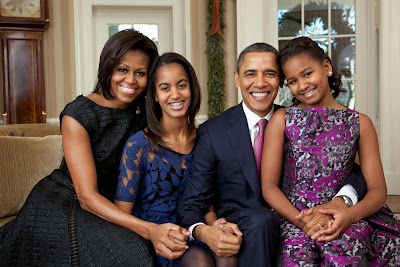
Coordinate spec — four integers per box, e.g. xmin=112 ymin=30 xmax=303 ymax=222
xmin=279 ymin=40 xmax=291 ymax=51
xmin=133 ymin=24 xmax=159 ymax=48
xmin=336 ymin=80 xmax=355 ymax=109
xmin=108 ymin=24 xmax=132 ymax=39
xmin=281 ymin=38 xmax=327 ymax=53
xmin=311 ymin=38 xmax=329 ymax=53
xmin=278 ymin=0 xmax=302 ymax=37
xmin=304 ymin=0 xmax=328 ymax=36
xmin=331 ymin=0 xmax=355 ymax=34
xmin=331 ymin=37 xmax=355 ymax=79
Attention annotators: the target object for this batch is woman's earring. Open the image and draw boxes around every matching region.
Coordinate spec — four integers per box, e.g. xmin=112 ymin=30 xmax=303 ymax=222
xmin=328 ymin=71 xmax=332 ymax=76
xmin=136 ymin=107 xmax=140 ymax=115
xmin=155 ymin=98 xmax=158 ymax=102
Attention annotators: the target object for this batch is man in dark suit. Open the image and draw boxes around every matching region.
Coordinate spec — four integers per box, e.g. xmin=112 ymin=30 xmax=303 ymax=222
xmin=177 ymin=43 xmax=366 ymax=266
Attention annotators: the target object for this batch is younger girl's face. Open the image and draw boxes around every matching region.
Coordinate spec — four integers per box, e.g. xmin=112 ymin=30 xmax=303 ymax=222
xmin=282 ymin=52 xmax=333 ymax=108
xmin=154 ymin=63 xmax=191 ymax=120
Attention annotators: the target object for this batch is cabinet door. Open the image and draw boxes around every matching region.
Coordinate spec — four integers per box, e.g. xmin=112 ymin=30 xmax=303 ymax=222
xmin=1 ymin=30 xmax=45 ymax=124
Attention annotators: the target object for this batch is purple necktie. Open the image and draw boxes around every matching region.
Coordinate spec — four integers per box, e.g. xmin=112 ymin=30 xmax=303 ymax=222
xmin=254 ymin=118 xmax=268 ymax=174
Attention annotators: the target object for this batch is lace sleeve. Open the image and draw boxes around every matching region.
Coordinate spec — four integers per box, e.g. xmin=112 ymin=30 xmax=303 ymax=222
xmin=115 ymin=139 xmax=144 ymax=202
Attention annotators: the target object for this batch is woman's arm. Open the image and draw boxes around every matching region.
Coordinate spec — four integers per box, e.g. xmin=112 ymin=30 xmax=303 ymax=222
xmin=261 ymin=109 xmax=302 ymax=228
xmin=114 ymin=200 xmax=134 ymax=214
xmin=62 ymin=115 xmax=187 ymax=260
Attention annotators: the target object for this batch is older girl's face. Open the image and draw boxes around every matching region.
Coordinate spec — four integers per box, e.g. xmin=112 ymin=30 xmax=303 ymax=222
xmin=154 ymin=63 xmax=191 ymax=120
xmin=109 ymin=50 xmax=150 ymax=109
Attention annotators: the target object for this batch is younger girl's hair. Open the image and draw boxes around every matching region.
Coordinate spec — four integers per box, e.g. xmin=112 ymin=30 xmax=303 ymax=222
xmin=146 ymin=52 xmax=201 ymax=152
xmin=278 ymin=36 xmax=344 ymax=100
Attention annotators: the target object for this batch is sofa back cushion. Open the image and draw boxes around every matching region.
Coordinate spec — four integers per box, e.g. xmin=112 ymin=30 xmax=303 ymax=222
xmin=0 ymin=123 xmax=60 ymax=137
xmin=0 ymin=135 xmax=63 ymax=218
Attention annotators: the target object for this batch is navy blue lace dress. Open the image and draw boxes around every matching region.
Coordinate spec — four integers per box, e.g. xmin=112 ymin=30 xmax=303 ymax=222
xmin=115 ymin=130 xmax=192 ymax=267
xmin=0 ymin=95 xmax=155 ymax=266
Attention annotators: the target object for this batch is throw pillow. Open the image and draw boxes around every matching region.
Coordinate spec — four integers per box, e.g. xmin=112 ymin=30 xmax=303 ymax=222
xmin=0 ymin=129 xmax=23 ymax=136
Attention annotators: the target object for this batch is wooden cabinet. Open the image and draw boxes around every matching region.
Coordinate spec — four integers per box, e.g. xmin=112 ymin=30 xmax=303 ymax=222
xmin=0 ymin=0 xmax=49 ymax=124
xmin=1 ymin=30 xmax=45 ymax=123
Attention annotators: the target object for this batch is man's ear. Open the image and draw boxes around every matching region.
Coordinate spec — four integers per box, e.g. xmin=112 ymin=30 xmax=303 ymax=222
xmin=234 ymin=71 xmax=240 ymax=88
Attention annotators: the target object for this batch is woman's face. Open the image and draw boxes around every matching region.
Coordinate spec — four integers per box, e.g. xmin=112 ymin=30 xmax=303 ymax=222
xmin=109 ymin=50 xmax=150 ymax=109
xmin=154 ymin=63 xmax=191 ymax=120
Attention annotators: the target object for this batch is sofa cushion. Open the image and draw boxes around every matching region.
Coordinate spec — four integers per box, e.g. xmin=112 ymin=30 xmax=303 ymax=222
xmin=0 ymin=135 xmax=63 ymax=219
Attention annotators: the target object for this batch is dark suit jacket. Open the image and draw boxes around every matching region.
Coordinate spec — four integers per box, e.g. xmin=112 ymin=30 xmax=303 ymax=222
xmin=177 ymin=103 xmax=366 ymax=228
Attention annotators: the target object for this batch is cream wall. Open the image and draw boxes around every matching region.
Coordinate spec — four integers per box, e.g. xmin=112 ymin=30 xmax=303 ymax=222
xmin=43 ymin=0 xmax=76 ymax=122
xmin=380 ymin=0 xmax=400 ymax=195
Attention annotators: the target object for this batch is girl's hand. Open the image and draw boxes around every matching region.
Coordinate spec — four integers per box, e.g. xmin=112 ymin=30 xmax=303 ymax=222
xmin=295 ymin=197 xmax=347 ymax=238
xmin=312 ymin=207 xmax=356 ymax=242
xmin=168 ymin=228 xmax=190 ymax=245
xmin=149 ymin=223 xmax=189 ymax=260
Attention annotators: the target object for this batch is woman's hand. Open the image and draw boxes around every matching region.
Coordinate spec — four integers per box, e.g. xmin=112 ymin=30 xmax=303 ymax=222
xmin=150 ymin=223 xmax=189 ymax=260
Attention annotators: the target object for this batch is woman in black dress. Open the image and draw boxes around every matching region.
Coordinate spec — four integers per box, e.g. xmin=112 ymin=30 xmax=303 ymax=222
xmin=0 ymin=29 xmax=177 ymax=266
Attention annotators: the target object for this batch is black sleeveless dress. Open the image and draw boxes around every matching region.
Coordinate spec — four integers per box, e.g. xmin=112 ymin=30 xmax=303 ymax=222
xmin=0 ymin=95 xmax=156 ymax=266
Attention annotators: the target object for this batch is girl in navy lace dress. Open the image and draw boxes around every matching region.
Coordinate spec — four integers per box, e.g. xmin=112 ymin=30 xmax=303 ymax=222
xmin=114 ymin=53 xmax=200 ymax=266
xmin=115 ymin=53 xmax=239 ymax=267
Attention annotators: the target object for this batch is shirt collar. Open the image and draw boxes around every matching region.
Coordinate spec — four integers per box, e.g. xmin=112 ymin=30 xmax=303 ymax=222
xmin=242 ymin=102 xmax=274 ymax=130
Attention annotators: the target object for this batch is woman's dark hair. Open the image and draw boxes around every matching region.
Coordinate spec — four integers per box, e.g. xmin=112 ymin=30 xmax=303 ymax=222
xmin=92 ymin=29 xmax=158 ymax=100
xmin=278 ymin=36 xmax=344 ymax=101
xmin=146 ymin=52 xmax=201 ymax=152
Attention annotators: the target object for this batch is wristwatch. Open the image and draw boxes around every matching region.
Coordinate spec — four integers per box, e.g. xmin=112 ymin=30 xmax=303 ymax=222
xmin=337 ymin=195 xmax=353 ymax=208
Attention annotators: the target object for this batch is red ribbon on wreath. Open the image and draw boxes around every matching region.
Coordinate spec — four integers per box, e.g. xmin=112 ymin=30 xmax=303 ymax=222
xmin=209 ymin=0 xmax=224 ymax=38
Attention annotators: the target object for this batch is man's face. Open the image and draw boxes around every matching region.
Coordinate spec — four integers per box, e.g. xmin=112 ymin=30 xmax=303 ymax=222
xmin=234 ymin=52 xmax=281 ymax=117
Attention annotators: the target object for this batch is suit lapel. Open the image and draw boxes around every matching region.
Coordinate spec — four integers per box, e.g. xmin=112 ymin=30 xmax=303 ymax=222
xmin=226 ymin=104 xmax=261 ymax=199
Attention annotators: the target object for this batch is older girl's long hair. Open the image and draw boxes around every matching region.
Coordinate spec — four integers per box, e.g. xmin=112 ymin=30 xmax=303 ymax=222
xmin=146 ymin=52 xmax=201 ymax=152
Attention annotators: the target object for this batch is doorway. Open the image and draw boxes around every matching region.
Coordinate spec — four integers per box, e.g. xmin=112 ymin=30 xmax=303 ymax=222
xmin=73 ymin=0 xmax=189 ymax=96
xmin=93 ymin=5 xmax=173 ymax=70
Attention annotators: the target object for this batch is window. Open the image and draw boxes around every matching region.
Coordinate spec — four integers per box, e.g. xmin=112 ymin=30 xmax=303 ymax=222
xmin=277 ymin=0 xmax=356 ymax=108
xmin=107 ymin=24 xmax=159 ymax=47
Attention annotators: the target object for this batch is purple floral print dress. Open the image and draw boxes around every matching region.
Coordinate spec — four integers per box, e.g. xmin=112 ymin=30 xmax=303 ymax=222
xmin=279 ymin=106 xmax=400 ymax=266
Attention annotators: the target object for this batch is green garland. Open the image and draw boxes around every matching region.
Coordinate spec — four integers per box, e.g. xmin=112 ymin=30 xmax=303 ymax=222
xmin=206 ymin=0 xmax=226 ymax=118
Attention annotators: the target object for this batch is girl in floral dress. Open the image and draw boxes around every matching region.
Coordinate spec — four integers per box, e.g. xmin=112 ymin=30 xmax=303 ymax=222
xmin=261 ymin=36 xmax=400 ymax=266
